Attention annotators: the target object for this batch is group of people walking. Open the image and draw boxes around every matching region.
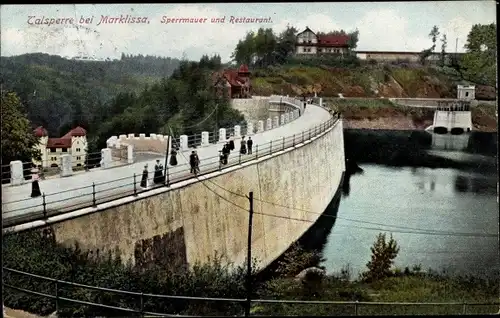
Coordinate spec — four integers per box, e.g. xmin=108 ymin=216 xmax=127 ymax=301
xmin=140 ymin=148 xmax=179 ymax=188
xmin=220 ymin=136 xmax=253 ymax=166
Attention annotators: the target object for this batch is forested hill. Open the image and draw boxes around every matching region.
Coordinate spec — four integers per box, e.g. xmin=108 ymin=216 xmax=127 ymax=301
xmin=0 ymin=53 xmax=181 ymax=137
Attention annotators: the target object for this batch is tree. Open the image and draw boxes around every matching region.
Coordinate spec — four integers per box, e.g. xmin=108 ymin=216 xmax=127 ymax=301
xmin=429 ymin=25 xmax=440 ymax=52
xmin=1 ymin=91 xmax=41 ymax=165
xmin=460 ymin=23 xmax=497 ymax=87
xmin=440 ymin=33 xmax=448 ymax=66
xmin=347 ymin=29 xmax=360 ymax=50
xmin=362 ymin=233 xmax=400 ymax=282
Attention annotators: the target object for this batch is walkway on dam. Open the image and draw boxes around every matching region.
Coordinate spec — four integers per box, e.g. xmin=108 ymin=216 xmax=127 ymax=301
xmin=2 ymin=103 xmax=332 ymax=224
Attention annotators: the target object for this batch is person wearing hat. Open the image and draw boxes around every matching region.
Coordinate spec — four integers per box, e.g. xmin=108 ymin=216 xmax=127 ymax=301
xmin=140 ymin=164 xmax=149 ymax=188
xmin=30 ymin=166 xmax=42 ymax=197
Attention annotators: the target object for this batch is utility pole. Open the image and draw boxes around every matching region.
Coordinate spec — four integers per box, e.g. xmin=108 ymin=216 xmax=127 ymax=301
xmin=163 ymin=134 xmax=171 ymax=186
xmin=245 ymin=191 xmax=254 ymax=317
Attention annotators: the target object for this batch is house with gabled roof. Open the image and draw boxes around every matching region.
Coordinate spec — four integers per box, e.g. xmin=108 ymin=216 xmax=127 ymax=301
xmin=33 ymin=126 xmax=88 ymax=168
xmin=295 ymin=27 xmax=350 ymax=56
xmin=213 ymin=64 xmax=252 ymax=99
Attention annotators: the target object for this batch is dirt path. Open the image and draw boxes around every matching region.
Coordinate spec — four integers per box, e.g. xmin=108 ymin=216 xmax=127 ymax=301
xmin=4 ymin=307 xmax=47 ymax=318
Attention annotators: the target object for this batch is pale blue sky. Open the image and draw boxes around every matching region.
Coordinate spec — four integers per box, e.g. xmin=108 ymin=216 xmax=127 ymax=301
xmin=1 ymin=2 xmax=496 ymax=62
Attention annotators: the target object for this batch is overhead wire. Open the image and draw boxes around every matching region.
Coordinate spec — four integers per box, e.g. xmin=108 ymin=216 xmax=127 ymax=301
xmin=200 ymin=176 xmax=497 ymax=238
xmin=168 ymin=123 xmax=497 ymax=239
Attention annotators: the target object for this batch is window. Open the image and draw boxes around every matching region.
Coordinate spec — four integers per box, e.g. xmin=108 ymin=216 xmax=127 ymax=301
xmin=62 ymin=148 xmax=67 ymax=152
xmin=318 ymin=49 xmax=322 ymax=53
xmin=465 ymin=92 xmax=469 ymax=97
xmin=308 ymin=40 xmax=311 ymax=44
xmin=50 ymin=148 xmax=56 ymax=153
xmin=76 ymin=148 xmax=81 ymax=152
xmin=76 ymin=156 xmax=81 ymax=160
xmin=51 ymin=156 xmax=57 ymax=161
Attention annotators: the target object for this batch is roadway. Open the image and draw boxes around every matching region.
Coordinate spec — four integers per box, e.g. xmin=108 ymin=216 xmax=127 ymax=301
xmin=2 ymin=103 xmax=331 ymax=225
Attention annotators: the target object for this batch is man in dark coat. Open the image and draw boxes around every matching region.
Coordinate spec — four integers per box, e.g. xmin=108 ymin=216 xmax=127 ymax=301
xmin=247 ymin=137 xmax=253 ymax=155
xmin=228 ymin=137 xmax=235 ymax=151
xmin=190 ymin=150 xmax=200 ymax=174
xmin=222 ymin=143 xmax=230 ymax=164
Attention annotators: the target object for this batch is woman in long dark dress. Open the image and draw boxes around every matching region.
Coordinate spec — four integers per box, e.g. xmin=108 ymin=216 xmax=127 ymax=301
xmin=169 ymin=149 xmax=178 ymax=166
xmin=240 ymin=138 xmax=247 ymax=155
xmin=229 ymin=137 xmax=235 ymax=151
xmin=140 ymin=164 xmax=148 ymax=188
xmin=30 ymin=167 xmax=42 ymax=198
xmin=154 ymin=160 xmax=162 ymax=184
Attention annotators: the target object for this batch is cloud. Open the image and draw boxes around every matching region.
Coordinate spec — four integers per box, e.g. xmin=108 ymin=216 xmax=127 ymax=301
xmin=0 ymin=5 xmax=490 ymax=61
xmin=1 ymin=5 xmax=276 ymax=62
xmin=356 ymin=9 xmax=430 ymax=51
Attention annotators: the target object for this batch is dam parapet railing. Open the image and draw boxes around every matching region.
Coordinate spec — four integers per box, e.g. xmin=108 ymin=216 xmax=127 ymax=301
xmin=3 ymin=112 xmax=339 ymax=229
xmin=1 ymin=96 xmax=304 ymax=187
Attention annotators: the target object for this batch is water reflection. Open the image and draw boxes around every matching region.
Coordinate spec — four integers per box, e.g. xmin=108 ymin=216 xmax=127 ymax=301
xmin=431 ymin=132 xmax=470 ymax=151
xmin=454 ymin=173 xmax=497 ymax=195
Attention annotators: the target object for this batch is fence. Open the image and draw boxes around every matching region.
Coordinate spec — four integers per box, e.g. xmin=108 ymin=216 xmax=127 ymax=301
xmin=3 ymin=267 xmax=498 ymax=317
xmin=2 ymin=97 xmax=303 ymax=187
xmin=2 ymin=115 xmax=338 ymax=228
xmin=1 ymin=151 xmax=110 ymax=186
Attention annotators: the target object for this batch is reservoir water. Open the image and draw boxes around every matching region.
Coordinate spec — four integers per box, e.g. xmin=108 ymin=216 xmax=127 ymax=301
xmin=320 ymin=130 xmax=498 ymax=279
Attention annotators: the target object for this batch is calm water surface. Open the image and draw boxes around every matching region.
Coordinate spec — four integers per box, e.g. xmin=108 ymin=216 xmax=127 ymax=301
xmin=321 ymin=163 xmax=499 ymax=278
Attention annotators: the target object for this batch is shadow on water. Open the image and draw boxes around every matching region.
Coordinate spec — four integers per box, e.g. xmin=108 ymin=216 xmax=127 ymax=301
xmin=342 ymin=160 xmax=364 ymax=197
xmin=344 ymin=129 xmax=497 ymax=173
xmin=256 ymin=173 xmax=345 ymax=282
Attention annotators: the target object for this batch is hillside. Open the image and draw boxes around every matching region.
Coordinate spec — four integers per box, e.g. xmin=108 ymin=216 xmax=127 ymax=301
xmin=250 ymin=64 xmax=496 ymax=100
xmin=0 ymin=53 xmax=181 ymax=137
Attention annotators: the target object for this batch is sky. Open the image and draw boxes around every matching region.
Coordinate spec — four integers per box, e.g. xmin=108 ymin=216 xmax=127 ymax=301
xmin=1 ymin=2 xmax=496 ymax=63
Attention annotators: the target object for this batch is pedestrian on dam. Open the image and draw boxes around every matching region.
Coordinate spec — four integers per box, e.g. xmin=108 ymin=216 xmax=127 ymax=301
xmin=190 ymin=150 xmax=200 ymax=174
xmin=169 ymin=148 xmax=178 ymax=166
xmin=30 ymin=166 xmax=42 ymax=198
xmin=228 ymin=136 xmax=235 ymax=151
xmin=140 ymin=164 xmax=149 ymax=188
xmin=240 ymin=136 xmax=247 ymax=155
xmin=154 ymin=160 xmax=163 ymax=184
xmin=222 ymin=143 xmax=230 ymax=164
xmin=247 ymin=137 xmax=253 ymax=155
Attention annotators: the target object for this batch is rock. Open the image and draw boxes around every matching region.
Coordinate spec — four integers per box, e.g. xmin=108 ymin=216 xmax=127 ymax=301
xmin=295 ymin=267 xmax=326 ymax=281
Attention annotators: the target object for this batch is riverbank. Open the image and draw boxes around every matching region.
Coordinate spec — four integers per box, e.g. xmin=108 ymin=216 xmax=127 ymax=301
xmin=326 ymin=98 xmax=497 ymax=132
xmin=3 ymin=228 xmax=499 ymax=317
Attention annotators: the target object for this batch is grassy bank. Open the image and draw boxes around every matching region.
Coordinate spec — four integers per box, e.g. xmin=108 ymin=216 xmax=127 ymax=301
xmin=3 ymin=231 xmax=498 ymax=316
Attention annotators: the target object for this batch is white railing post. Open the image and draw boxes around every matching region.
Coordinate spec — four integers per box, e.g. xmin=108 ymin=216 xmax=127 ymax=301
xmin=180 ymin=135 xmax=188 ymax=150
xmin=219 ymin=128 xmax=226 ymax=142
xmin=201 ymin=131 xmax=210 ymax=146
xmin=60 ymin=154 xmax=73 ymax=177
xmin=234 ymin=125 xmax=241 ymax=138
xmin=247 ymin=122 xmax=254 ymax=135
xmin=266 ymin=118 xmax=272 ymax=130
xmin=257 ymin=120 xmax=264 ymax=133
xmin=100 ymin=148 xmax=112 ymax=169
xmin=10 ymin=160 xmax=24 ymax=186
xmin=273 ymin=116 xmax=279 ymax=128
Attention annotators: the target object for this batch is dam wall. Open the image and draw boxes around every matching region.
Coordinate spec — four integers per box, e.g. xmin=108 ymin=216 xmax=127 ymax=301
xmin=46 ymin=120 xmax=346 ymax=270
xmin=231 ymin=97 xmax=295 ymax=122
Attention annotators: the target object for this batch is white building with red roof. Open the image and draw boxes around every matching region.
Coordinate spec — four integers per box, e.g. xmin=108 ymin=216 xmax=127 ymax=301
xmin=33 ymin=126 xmax=88 ymax=168
xmin=295 ymin=27 xmax=350 ymax=56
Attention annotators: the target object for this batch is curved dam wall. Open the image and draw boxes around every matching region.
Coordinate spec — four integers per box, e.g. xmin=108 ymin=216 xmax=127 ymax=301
xmin=46 ymin=120 xmax=345 ymax=270
xmin=231 ymin=97 xmax=295 ymax=122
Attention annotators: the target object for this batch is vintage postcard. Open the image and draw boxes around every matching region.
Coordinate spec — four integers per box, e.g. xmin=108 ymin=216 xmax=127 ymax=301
xmin=1 ymin=2 xmax=498 ymax=317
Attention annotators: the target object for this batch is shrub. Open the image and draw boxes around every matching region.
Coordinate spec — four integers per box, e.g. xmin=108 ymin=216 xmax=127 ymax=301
xmin=362 ymin=233 xmax=400 ymax=282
